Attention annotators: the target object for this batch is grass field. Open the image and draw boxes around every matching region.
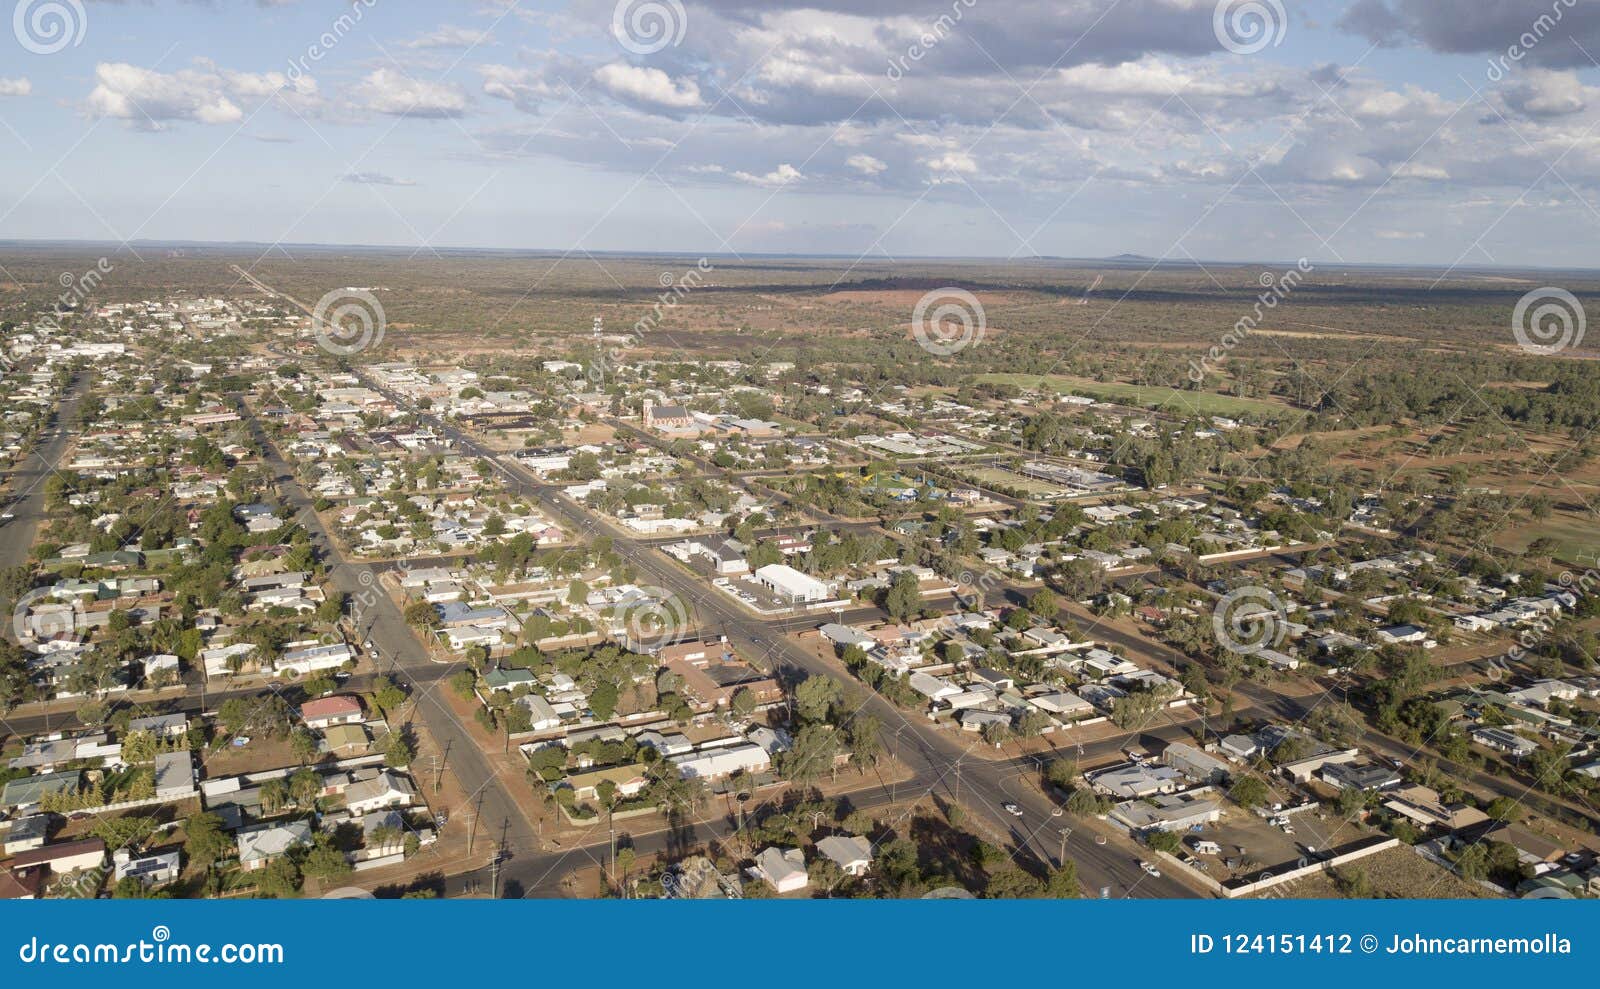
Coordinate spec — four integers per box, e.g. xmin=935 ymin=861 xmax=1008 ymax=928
xmin=967 ymin=466 xmax=1066 ymax=498
xmin=1496 ymin=513 xmax=1600 ymax=567
xmin=975 ymin=372 xmax=1291 ymax=417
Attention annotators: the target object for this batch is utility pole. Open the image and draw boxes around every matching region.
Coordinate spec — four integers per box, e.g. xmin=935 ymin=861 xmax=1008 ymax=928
xmin=465 ymin=812 xmax=475 ymax=857
xmin=1058 ymin=827 xmax=1072 ymax=867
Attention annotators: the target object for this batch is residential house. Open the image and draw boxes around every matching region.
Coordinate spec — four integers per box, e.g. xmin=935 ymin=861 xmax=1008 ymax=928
xmin=300 ymin=695 xmax=364 ymax=730
xmin=7 ymin=838 xmax=106 ymax=877
xmin=748 ymin=847 xmax=808 ymax=893
xmin=345 ymin=770 xmax=417 ymax=816
xmin=236 ymin=821 xmax=313 ymax=871
xmin=816 ymin=835 xmax=872 ymax=877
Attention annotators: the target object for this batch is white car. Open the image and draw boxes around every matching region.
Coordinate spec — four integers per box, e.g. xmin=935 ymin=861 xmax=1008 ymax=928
xmin=1003 ymin=803 xmax=1024 ymax=818
xmin=1140 ymin=861 xmax=1162 ymax=877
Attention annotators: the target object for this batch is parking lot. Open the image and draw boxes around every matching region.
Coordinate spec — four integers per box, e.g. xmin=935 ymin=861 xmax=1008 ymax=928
xmin=1180 ymin=806 xmax=1366 ymax=881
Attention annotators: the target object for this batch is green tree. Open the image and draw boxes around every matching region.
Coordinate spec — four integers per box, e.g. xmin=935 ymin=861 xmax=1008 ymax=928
xmin=301 ymin=834 xmax=352 ymax=883
xmin=794 ymin=675 xmax=843 ymax=723
xmin=777 ymin=724 xmax=840 ymax=786
xmin=984 ymin=867 xmax=1044 ymax=899
xmin=1229 ymin=775 xmax=1270 ymax=809
xmin=883 ymin=571 xmax=922 ymax=623
xmin=1046 ymin=860 xmax=1080 ymax=898
xmin=588 ymin=681 xmax=618 ymax=720
xmin=384 ymin=731 xmax=415 ymax=768
xmin=289 ymin=727 xmax=319 ymax=765
xmin=184 ymin=812 xmax=231 ymax=870
xmin=254 ymin=855 xmax=302 ymax=898
xmin=373 ymin=676 xmax=405 ymax=716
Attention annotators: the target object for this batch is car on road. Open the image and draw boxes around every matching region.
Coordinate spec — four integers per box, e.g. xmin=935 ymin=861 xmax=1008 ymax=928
xmin=1139 ymin=861 xmax=1162 ymax=877
xmin=1003 ymin=802 xmax=1023 ymax=817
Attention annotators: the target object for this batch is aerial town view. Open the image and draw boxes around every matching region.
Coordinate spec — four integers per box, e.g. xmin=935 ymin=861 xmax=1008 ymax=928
xmin=0 ymin=2 xmax=1599 ymax=966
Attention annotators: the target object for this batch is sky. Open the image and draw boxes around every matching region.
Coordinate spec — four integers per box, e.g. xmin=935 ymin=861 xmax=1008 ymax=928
xmin=3 ymin=0 xmax=1600 ymax=266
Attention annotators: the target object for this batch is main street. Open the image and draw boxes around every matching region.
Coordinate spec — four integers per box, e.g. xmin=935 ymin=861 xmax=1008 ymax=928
xmin=334 ymin=363 xmax=1198 ymax=898
xmin=241 ymin=406 xmax=541 ymax=867
xmin=0 ymin=374 xmax=84 ymax=573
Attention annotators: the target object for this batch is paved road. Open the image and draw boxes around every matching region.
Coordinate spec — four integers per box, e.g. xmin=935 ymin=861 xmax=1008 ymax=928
xmin=241 ymin=404 xmax=540 ymax=866
xmin=335 ymin=368 xmax=1198 ymax=899
xmin=0 ymin=375 xmax=83 ymax=572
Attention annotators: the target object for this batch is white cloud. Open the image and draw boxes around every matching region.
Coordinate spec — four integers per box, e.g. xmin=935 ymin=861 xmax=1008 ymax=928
xmin=1392 ymin=162 xmax=1449 ymax=180
xmin=846 ymin=153 xmax=885 ymax=175
xmin=353 ymin=68 xmax=469 ymax=118
xmin=730 ymin=163 xmax=802 ymax=187
xmin=1502 ymin=69 xmax=1587 ymax=119
xmin=344 ymin=171 xmax=417 ymax=186
xmin=591 ymin=63 xmax=702 ymax=110
xmin=925 ymin=151 xmax=978 ymax=175
xmin=401 ymin=25 xmax=494 ymax=50
xmin=86 ymin=62 xmax=316 ymax=128
xmin=0 ymin=78 xmax=30 ymax=98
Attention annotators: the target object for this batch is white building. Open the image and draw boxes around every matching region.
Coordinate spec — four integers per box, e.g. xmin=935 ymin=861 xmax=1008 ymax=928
xmin=754 ymin=564 xmax=832 ymax=603
xmin=748 ymin=847 xmax=808 ymax=893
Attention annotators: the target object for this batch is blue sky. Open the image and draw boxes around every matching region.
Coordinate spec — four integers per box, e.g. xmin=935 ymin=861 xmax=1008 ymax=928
xmin=3 ymin=0 xmax=1600 ymax=265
